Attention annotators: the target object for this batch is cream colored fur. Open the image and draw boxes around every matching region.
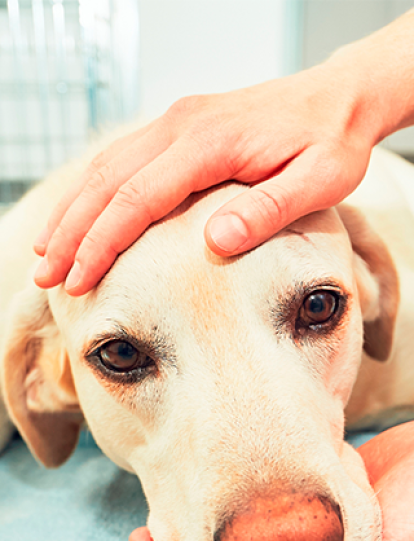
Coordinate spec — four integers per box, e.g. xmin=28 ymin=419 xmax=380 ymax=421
xmin=1 ymin=144 xmax=413 ymax=540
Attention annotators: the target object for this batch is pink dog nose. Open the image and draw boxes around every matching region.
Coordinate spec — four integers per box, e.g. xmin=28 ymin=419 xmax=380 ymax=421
xmin=217 ymin=494 xmax=343 ymax=541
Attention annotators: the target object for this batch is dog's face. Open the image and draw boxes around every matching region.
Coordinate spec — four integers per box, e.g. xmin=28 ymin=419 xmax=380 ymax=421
xmin=2 ymin=184 xmax=399 ymax=541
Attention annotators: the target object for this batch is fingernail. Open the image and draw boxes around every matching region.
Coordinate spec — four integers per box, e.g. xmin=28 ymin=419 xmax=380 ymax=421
xmin=209 ymin=214 xmax=249 ymax=253
xmin=34 ymin=227 xmax=49 ymax=249
xmin=34 ymin=256 xmax=49 ymax=281
xmin=65 ymin=261 xmax=81 ymax=290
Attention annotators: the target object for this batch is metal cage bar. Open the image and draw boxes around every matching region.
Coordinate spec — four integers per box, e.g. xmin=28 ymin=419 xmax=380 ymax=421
xmin=0 ymin=0 xmax=140 ymax=208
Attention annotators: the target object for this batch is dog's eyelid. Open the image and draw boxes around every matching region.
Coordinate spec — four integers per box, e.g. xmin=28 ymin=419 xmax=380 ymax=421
xmin=82 ymin=327 xmax=172 ymax=361
xmin=84 ymin=332 xmax=130 ymax=359
xmin=304 ymin=279 xmax=346 ymax=295
xmin=286 ymin=280 xmax=348 ymax=306
xmin=299 ymin=279 xmax=349 ymax=307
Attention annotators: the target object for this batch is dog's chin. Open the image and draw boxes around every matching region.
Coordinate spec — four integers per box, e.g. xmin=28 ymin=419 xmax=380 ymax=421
xmin=147 ymin=516 xmax=175 ymax=541
xmin=335 ymin=442 xmax=382 ymax=541
xmin=91 ymin=435 xmax=135 ymax=473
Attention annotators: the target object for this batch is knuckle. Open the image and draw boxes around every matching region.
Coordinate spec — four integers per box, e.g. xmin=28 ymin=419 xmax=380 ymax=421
xmin=116 ymin=180 xmax=141 ymax=205
xmin=186 ymin=110 xmax=243 ymax=178
xmin=89 ymin=151 xmax=108 ymax=174
xmin=186 ymin=112 xmax=220 ymax=147
xmin=183 ymin=116 xmax=235 ymax=183
xmin=82 ymin=230 xmax=101 ymax=250
xmin=84 ymin=229 xmax=120 ymax=260
xmin=250 ymin=186 xmax=290 ymax=228
xmin=116 ymin=182 xmax=154 ymax=224
xmin=49 ymin=223 xmax=73 ymax=247
xmin=84 ymin=163 xmax=116 ymax=196
xmin=166 ymin=94 xmax=207 ymax=120
xmin=46 ymin=226 xmax=77 ymax=265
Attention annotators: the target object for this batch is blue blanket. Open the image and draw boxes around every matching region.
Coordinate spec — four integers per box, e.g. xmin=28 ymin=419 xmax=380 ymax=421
xmin=0 ymin=431 xmax=376 ymax=541
xmin=0 ymin=433 xmax=148 ymax=541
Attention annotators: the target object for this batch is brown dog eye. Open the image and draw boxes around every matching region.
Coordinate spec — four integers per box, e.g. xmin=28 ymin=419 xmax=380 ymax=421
xmin=300 ymin=291 xmax=338 ymax=326
xmin=99 ymin=340 xmax=150 ymax=373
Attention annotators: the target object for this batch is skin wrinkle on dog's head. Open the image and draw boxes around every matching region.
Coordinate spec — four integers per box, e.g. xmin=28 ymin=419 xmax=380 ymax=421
xmin=39 ymin=183 xmax=385 ymax=541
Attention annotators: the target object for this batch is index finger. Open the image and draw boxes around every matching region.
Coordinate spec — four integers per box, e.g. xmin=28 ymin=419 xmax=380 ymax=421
xmin=64 ymin=132 xmax=230 ymax=295
xmin=33 ymin=123 xmax=156 ymax=256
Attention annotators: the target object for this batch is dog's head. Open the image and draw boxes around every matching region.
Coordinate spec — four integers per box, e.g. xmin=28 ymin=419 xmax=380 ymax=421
xmin=1 ymin=183 xmax=398 ymax=541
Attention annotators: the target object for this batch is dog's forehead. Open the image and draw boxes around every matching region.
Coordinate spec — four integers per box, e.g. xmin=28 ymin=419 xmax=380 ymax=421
xmin=93 ymin=186 xmax=351 ymax=310
xmin=52 ymin=185 xmax=353 ymax=337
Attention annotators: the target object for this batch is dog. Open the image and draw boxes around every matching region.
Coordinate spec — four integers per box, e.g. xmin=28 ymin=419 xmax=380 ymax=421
xmin=1 ymin=144 xmax=414 ymax=541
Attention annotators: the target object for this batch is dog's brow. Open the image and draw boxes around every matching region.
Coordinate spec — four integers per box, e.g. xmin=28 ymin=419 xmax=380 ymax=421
xmin=84 ymin=321 xmax=175 ymax=361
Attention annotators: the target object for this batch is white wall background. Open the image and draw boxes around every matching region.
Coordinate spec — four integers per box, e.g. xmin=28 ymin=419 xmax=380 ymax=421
xmin=136 ymin=0 xmax=413 ymax=156
xmin=0 ymin=0 xmax=299 ymax=189
xmin=1 ymin=0 xmax=413 ymax=199
xmin=301 ymin=0 xmax=414 ymax=156
xmin=137 ymin=0 xmax=300 ymax=118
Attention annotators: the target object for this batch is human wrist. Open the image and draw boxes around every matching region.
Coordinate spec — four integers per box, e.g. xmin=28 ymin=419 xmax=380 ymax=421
xmin=326 ymin=9 xmax=414 ymax=144
xmin=314 ymin=49 xmax=383 ymax=152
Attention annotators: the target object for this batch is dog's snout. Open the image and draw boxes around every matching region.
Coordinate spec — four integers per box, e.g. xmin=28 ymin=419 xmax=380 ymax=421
xmin=216 ymin=494 xmax=344 ymax=541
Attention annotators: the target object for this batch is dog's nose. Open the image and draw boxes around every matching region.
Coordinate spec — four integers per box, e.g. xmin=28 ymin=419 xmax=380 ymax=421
xmin=216 ymin=494 xmax=344 ymax=541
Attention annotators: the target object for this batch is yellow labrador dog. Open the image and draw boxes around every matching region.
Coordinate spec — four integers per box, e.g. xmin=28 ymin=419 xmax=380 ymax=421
xmin=0 ymin=145 xmax=413 ymax=541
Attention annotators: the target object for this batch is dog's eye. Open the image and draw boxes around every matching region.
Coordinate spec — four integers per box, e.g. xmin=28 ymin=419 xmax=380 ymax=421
xmin=98 ymin=340 xmax=150 ymax=373
xmin=299 ymin=290 xmax=338 ymax=327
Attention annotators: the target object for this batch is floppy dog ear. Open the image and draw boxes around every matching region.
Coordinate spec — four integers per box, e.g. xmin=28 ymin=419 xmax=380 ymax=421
xmin=337 ymin=205 xmax=399 ymax=362
xmin=1 ymin=286 xmax=83 ymax=467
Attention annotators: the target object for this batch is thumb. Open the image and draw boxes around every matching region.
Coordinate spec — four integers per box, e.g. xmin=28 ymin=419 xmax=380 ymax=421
xmin=358 ymin=423 xmax=414 ymax=541
xmin=129 ymin=527 xmax=153 ymax=541
xmin=205 ymin=149 xmax=357 ymax=256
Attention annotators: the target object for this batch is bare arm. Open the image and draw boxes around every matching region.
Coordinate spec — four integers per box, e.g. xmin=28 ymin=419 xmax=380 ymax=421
xmin=34 ymin=9 xmax=414 ymax=296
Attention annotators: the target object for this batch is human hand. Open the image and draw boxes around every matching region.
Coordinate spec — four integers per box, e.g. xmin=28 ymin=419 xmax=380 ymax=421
xmin=127 ymin=423 xmax=414 ymax=541
xmin=33 ymin=58 xmax=378 ymax=295
xmin=129 ymin=526 xmax=152 ymax=541
xmin=35 ymin=6 xmax=414 ymax=296
xmin=357 ymin=422 xmax=414 ymax=540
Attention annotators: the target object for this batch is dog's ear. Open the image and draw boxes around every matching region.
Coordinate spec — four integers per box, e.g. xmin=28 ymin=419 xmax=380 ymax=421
xmin=337 ymin=204 xmax=399 ymax=362
xmin=1 ymin=286 xmax=83 ymax=467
